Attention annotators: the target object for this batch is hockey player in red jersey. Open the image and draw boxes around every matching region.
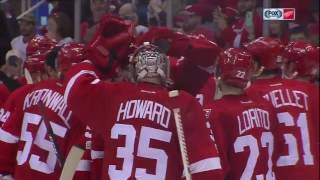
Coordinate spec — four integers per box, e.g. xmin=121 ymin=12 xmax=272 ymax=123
xmin=0 ymin=36 xmax=57 ymax=128
xmin=63 ymin=16 xmax=223 ymax=178
xmin=246 ymin=39 xmax=319 ymax=180
xmin=0 ymin=41 xmax=91 ymax=180
xmin=204 ymin=48 xmax=279 ymax=180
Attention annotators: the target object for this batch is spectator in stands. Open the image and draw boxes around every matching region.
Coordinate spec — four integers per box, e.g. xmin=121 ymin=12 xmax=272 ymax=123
xmin=307 ymin=3 xmax=319 ymax=45
xmin=1 ymin=49 xmax=23 ymax=80
xmin=1 ymin=1 xmax=19 ymax=39
xmin=148 ymin=0 xmax=167 ymax=26
xmin=0 ymin=49 xmax=23 ymax=92
xmin=289 ymin=25 xmax=308 ymax=41
xmin=0 ymin=9 xmax=11 ymax=66
xmin=308 ymin=25 xmax=319 ymax=46
xmin=213 ymin=0 xmax=262 ymax=48
xmin=10 ymin=14 xmax=36 ymax=62
xmin=181 ymin=3 xmax=215 ymax=41
xmin=81 ymin=0 xmax=108 ymax=43
xmin=268 ymin=21 xmax=289 ymax=44
xmin=47 ymin=12 xmax=73 ymax=45
xmin=136 ymin=0 xmax=149 ymax=26
xmin=47 ymin=0 xmax=75 ymax=25
xmin=118 ymin=3 xmax=148 ymax=36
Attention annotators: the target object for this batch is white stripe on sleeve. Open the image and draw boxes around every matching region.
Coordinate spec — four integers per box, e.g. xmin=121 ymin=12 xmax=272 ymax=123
xmin=183 ymin=157 xmax=222 ymax=176
xmin=64 ymin=70 xmax=98 ymax=103
xmin=0 ymin=128 xmax=19 ymax=144
xmin=91 ymin=150 xmax=104 ymax=160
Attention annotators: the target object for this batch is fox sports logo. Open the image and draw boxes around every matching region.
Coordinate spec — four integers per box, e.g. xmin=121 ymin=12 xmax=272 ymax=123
xmin=264 ymin=9 xmax=282 ymax=19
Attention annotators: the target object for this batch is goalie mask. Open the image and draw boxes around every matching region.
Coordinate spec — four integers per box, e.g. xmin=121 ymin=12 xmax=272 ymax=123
xmin=130 ymin=42 xmax=171 ymax=86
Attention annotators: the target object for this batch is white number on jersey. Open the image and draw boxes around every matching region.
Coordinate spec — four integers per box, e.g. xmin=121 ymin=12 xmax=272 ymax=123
xmin=234 ymin=132 xmax=275 ymax=180
xmin=17 ymin=112 xmax=67 ymax=174
xmin=276 ymin=112 xmax=314 ymax=166
xmin=236 ymin=70 xmax=246 ymax=79
xmin=109 ymin=124 xmax=172 ymax=180
xmin=196 ymin=94 xmax=204 ymax=106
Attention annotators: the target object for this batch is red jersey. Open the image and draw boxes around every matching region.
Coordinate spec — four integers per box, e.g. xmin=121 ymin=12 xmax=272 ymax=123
xmin=0 ymin=84 xmax=10 ymax=109
xmin=0 ymin=84 xmax=33 ymax=174
xmin=64 ymin=62 xmax=224 ymax=180
xmin=246 ymin=78 xmax=319 ymax=180
xmin=171 ymin=58 xmax=216 ymax=106
xmin=0 ymin=80 xmax=90 ymax=180
xmin=204 ymin=94 xmax=278 ymax=180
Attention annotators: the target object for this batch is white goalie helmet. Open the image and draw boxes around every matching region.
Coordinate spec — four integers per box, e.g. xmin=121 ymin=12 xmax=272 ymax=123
xmin=130 ymin=42 xmax=171 ymax=86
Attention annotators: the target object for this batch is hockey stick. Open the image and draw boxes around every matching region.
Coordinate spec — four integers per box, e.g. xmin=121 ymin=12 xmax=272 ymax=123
xmin=24 ymin=68 xmax=33 ymax=84
xmin=38 ymin=102 xmax=65 ymax=167
xmin=59 ymin=145 xmax=85 ymax=180
xmin=169 ymin=90 xmax=192 ymax=180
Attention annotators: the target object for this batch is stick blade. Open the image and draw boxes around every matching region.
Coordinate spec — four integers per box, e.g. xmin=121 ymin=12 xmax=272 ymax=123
xmin=60 ymin=145 xmax=85 ymax=180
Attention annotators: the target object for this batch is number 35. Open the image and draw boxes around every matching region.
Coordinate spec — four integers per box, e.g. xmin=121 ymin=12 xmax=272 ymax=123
xmin=109 ymin=124 xmax=172 ymax=180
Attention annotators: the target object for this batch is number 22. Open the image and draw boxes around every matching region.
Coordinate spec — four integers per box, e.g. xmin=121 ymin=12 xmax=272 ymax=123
xmin=234 ymin=132 xmax=275 ymax=180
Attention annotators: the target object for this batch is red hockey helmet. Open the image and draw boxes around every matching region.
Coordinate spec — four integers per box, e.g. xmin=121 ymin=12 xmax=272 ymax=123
xmin=244 ymin=37 xmax=284 ymax=70
xmin=57 ymin=43 xmax=86 ymax=72
xmin=217 ymin=48 xmax=254 ymax=89
xmin=25 ymin=36 xmax=56 ymax=72
xmin=183 ymin=35 xmax=222 ymax=67
xmin=26 ymin=35 xmax=57 ymax=57
xmin=283 ymin=41 xmax=319 ymax=78
xmin=24 ymin=54 xmax=47 ymax=73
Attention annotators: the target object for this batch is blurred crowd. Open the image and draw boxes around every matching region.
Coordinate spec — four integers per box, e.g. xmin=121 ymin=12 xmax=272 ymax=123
xmin=0 ymin=0 xmax=319 ymax=85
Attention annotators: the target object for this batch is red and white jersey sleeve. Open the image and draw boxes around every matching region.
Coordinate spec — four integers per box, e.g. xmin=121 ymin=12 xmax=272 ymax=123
xmin=176 ymin=92 xmax=224 ymax=180
xmin=90 ymin=132 xmax=105 ymax=180
xmin=246 ymin=78 xmax=319 ymax=180
xmin=0 ymin=85 xmax=32 ymax=174
xmin=70 ymin=126 xmax=92 ymax=180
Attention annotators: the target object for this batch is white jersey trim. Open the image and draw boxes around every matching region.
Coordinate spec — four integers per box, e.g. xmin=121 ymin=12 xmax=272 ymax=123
xmin=183 ymin=157 xmax=222 ymax=176
xmin=0 ymin=128 xmax=19 ymax=144
xmin=91 ymin=150 xmax=104 ymax=160
xmin=64 ymin=70 xmax=98 ymax=103
xmin=76 ymin=160 xmax=91 ymax=171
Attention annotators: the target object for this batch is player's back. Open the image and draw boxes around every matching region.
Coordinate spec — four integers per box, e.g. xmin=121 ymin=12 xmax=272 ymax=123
xmin=204 ymin=94 xmax=278 ymax=180
xmin=170 ymin=58 xmax=216 ymax=106
xmin=86 ymin=81 xmax=222 ymax=180
xmin=12 ymin=80 xmax=86 ymax=180
xmin=247 ymin=78 xmax=319 ymax=180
